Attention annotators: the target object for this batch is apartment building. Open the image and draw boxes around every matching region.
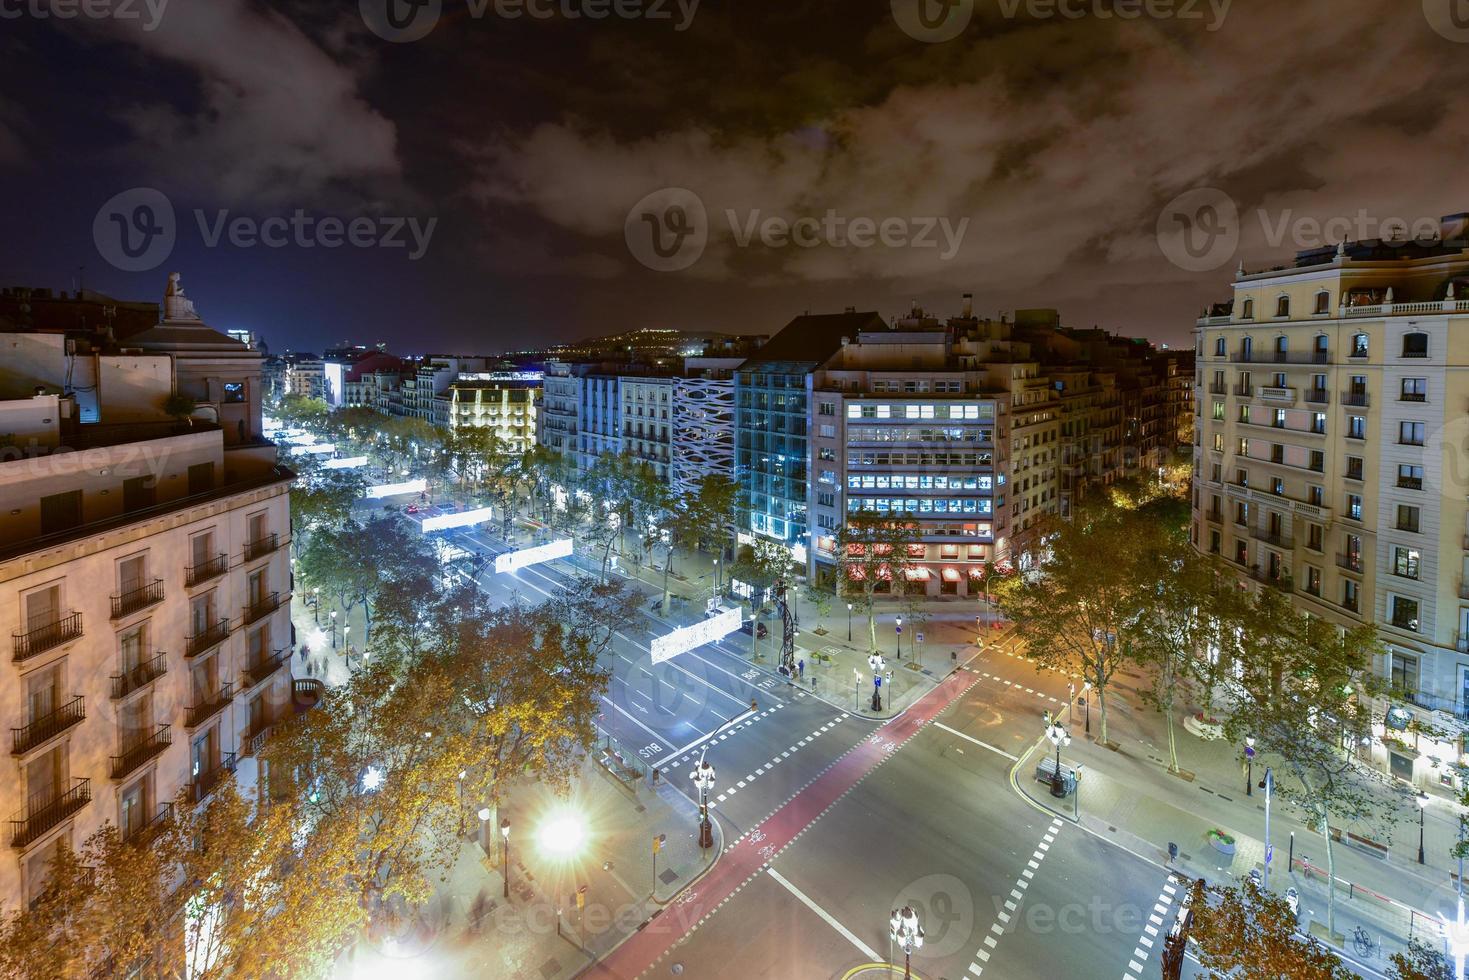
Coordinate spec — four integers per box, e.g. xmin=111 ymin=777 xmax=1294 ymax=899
xmin=620 ymin=375 xmax=674 ymax=482
xmin=444 ymin=377 xmax=541 ymax=452
xmin=1190 ymin=215 xmax=1469 ymax=787
xmin=671 ymin=359 xmax=742 ymax=500
xmin=0 ymin=274 xmax=305 ymax=908
xmin=272 ymin=352 xmax=325 ymax=401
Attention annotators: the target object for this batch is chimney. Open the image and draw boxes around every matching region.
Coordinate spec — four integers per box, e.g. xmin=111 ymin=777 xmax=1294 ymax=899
xmin=962 ymin=293 xmax=973 ymax=318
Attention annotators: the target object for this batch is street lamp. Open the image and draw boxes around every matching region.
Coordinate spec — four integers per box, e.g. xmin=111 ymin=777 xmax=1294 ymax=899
xmin=889 ymin=905 xmax=924 ymax=979
xmin=1244 ymin=736 xmax=1255 ymax=797
xmin=846 ymin=602 xmax=853 ymax=642
xmin=1259 ymin=767 xmax=1274 ymax=891
xmin=868 ymin=654 xmax=886 ymax=712
xmin=477 ymin=806 xmax=491 ymax=856
xmin=853 ymin=667 xmax=862 ymax=711
xmin=343 ymin=624 xmax=352 ymax=662
xmin=690 ymin=760 xmax=716 ymax=849
xmin=895 ymin=616 xmax=903 ymax=659
xmin=501 ymin=817 xmax=512 ymax=898
xmin=1044 ymin=713 xmax=1071 ymax=799
xmin=330 ymin=609 xmax=338 ymax=649
xmin=1419 ymin=791 xmax=1430 ymax=865
xmin=1082 ymin=681 xmax=1092 ymax=735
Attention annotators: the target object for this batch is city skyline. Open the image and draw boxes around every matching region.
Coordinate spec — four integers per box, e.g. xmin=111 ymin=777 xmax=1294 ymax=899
xmin=4 ymin=3 xmax=1469 ymax=354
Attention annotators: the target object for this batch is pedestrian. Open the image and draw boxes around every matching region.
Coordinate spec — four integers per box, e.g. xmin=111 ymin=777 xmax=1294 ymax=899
xmin=797 ymin=658 xmax=805 ymax=679
xmin=299 ymin=643 xmax=309 ymax=662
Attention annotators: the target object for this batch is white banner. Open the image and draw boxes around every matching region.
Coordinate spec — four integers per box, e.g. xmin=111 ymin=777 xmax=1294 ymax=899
xmin=421 ymin=506 xmax=495 ymax=533
xmin=494 ymin=538 xmax=573 ymax=573
xmin=650 ymin=607 xmax=742 ymax=664
xmin=364 ymin=478 xmax=427 ymax=499
xmin=322 ymin=456 xmax=368 ymax=470
xmin=288 ymin=442 xmax=336 ymax=456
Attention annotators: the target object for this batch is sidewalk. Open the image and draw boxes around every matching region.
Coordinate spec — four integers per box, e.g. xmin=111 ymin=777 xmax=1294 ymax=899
xmin=1004 ymin=662 xmax=1462 ymax=969
xmin=336 ymin=753 xmax=721 ymax=979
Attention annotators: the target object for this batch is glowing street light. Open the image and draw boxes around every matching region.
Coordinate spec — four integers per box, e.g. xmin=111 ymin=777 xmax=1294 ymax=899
xmin=1044 ymin=712 xmax=1071 ymax=799
xmin=500 ymin=817 xmax=512 ymax=898
xmin=889 ymin=905 xmax=924 ymax=979
xmin=330 ymin=609 xmax=338 ymax=649
xmin=691 ymin=761 xmax=716 ymax=849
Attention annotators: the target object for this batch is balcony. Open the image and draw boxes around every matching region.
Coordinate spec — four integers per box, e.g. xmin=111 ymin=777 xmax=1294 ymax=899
xmin=110 ymin=580 xmax=165 ymax=619
xmin=1232 ymin=384 xmax=1254 ymax=397
xmin=1304 ymin=389 xmax=1330 ymax=404
xmin=110 ymin=725 xmax=172 ymax=780
xmin=12 ymin=612 xmax=83 ymax=663
xmin=1341 ymin=391 xmax=1370 ymax=407
xmin=122 ymin=802 xmax=174 ymax=846
xmin=1337 ymin=553 xmax=1363 ymax=574
xmin=1250 ymin=528 xmax=1294 ymax=549
xmin=10 ymin=779 xmax=90 ymax=848
xmin=111 ymin=652 xmax=168 ymax=700
xmin=1259 ymin=387 xmax=1296 ymax=404
xmin=189 ymin=752 xmax=237 ymax=805
xmin=1204 ymin=510 xmax=1223 ymax=523
xmin=185 ymin=682 xmax=233 ymax=729
xmin=185 ymin=619 xmax=231 ymax=658
xmin=12 ymin=696 xmax=85 ymax=756
xmin=1207 ymin=383 xmax=1228 ymax=395
xmin=242 ymin=592 xmax=286 ymax=627
xmin=243 ymin=533 xmax=281 ymax=562
xmin=241 ymin=649 xmax=289 ymax=691
xmin=185 ymin=554 xmax=229 ymax=588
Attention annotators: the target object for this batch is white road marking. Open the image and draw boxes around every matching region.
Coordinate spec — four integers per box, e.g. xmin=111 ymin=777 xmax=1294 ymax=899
xmin=933 ymin=722 xmax=1020 ymax=761
xmin=767 ymin=867 xmax=880 ymax=962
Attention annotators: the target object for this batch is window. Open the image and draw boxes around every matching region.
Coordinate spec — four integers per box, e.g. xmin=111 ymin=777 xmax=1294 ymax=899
xmin=1390 ymin=652 xmax=1420 ymax=695
xmin=1351 ymin=333 xmax=1369 ymax=357
xmin=1238 ymin=404 xmax=1251 ymax=423
xmin=1270 ymin=477 xmax=1284 ymax=495
xmin=1272 ymin=409 xmax=1287 ymax=428
xmin=1212 ymin=402 xmax=1225 ymax=421
xmin=1401 ymin=378 xmax=1427 ymax=402
xmin=1310 ymin=412 xmax=1326 ymax=434
xmin=1398 ymin=464 xmax=1424 ymax=489
xmin=1343 ymin=579 xmax=1359 ymax=611
xmin=1236 ymin=469 xmax=1249 ymax=488
xmin=122 ymin=476 xmax=156 ymax=512
xmin=1308 ymin=485 xmax=1323 ymax=506
xmin=1402 ymin=332 xmax=1429 ymax=358
xmin=1273 ymin=372 xmax=1288 ymax=388
xmin=1393 ymin=547 xmax=1421 ymax=579
xmin=1314 ymin=292 xmax=1330 ymax=315
xmin=1391 ymin=596 xmax=1421 ymax=632
xmin=1305 ymin=566 xmax=1321 ymax=596
xmin=1347 ymin=416 xmax=1366 ymax=440
xmin=1214 ymin=337 xmax=1226 ymax=355
xmin=1270 ymin=444 xmax=1284 ymax=464
xmin=222 ymin=381 xmax=245 ymax=403
xmin=1274 ymin=336 xmax=1289 ymax=358
xmin=1346 ymin=494 xmax=1362 ymax=521
xmin=1213 ymin=433 xmax=1224 ymax=452
xmin=40 ymin=490 xmax=82 ymax=535
xmin=818 ymin=402 xmax=835 ymax=416
xmin=1345 ymin=456 xmax=1364 ymax=481
xmin=1241 ymin=298 xmax=1255 ymax=319
xmin=1307 ymin=524 xmax=1323 ymax=551
xmin=1309 ymin=450 xmax=1324 ymax=472
xmin=1396 ymin=505 xmax=1420 ymax=532
xmin=1275 ymin=296 xmax=1290 ymax=317
xmin=1399 ymin=421 xmax=1425 ymax=446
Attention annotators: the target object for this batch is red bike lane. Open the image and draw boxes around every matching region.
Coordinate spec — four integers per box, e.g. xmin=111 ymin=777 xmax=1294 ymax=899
xmin=587 ymin=667 xmax=979 ymax=979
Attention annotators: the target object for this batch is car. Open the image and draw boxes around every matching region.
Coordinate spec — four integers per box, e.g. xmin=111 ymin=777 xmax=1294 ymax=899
xmin=739 ymin=621 xmax=769 ymax=638
xmin=406 ymin=504 xmax=420 ymax=514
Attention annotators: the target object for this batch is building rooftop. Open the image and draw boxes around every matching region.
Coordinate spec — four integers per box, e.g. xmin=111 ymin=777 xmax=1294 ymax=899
xmin=742 ymin=311 xmax=886 ymax=365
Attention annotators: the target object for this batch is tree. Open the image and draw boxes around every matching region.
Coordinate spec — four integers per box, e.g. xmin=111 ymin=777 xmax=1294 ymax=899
xmin=274 ymin=393 xmax=329 ymax=429
xmin=731 ymin=538 xmax=798 ymax=662
xmin=1390 ymin=938 xmax=1453 ymax=980
xmin=162 ymin=391 xmax=198 ymax=426
xmin=1214 ymin=588 xmax=1407 ymax=936
xmin=835 ymin=510 xmax=920 ymax=653
xmin=992 ymin=508 xmax=1143 ymax=746
xmin=290 ymin=467 xmax=368 ymax=552
xmin=1187 ymin=879 xmax=1355 ymax=980
xmin=688 ymin=473 xmax=740 ymax=564
xmin=1128 ymin=524 xmax=1233 ymax=773
xmin=295 ymin=514 xmax=437 ymax=642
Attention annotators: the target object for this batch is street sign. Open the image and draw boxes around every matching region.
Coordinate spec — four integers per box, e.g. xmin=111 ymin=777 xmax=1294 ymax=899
xmin=653 ymin=834 xmax=666 ymax=854
xmin=895 ymin=625 xmax=902 ymax=634
xmin=917 ymin=632 xmax=924 ymax=643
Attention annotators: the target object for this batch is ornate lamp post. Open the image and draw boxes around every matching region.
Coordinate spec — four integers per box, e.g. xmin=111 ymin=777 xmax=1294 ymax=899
xmin=1418 ymin=791 xmax=1430 ymax=864
xmin=501 ymin=817 xmax=512 ymax=897
xmin=847 ymin=602 xmax=853 ymax=642
xmin=691 ymin=760 xmax=716 ymax=849
xmin=895 ymin=616 xmax=903 ymax=659
xmin=889 ymin=905 xmax=924 ymax=979
xmin=868 ymin=653 xmax=886 ymax=712
xmin=330 ymin=609 xmax=338 ymax=649
xmin=1245 ymin=736 xmax=1255 ymax=796
xmin=1044 ymin=712 xmax=1071 ymax=799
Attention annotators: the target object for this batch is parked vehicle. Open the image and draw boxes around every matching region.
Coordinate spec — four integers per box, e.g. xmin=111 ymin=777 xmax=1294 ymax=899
xmin=739 ymin=621 xmax=769 ymax=638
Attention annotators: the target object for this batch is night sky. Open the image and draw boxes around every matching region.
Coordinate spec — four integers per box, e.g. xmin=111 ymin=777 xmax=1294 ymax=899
xmin=3 ymin=0 xmax=1466 ymax=354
